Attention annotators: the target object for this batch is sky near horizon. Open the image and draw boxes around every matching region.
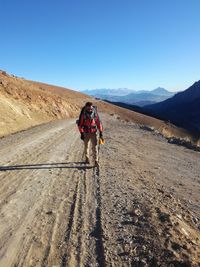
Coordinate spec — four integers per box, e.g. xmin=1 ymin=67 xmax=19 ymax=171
xmin=0 ymin=0 xmax=200 ymax=92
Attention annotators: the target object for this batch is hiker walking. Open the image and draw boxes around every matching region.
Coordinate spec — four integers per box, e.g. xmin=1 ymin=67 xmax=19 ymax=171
xmin=78 ymin=102 xmax=103 ymax=167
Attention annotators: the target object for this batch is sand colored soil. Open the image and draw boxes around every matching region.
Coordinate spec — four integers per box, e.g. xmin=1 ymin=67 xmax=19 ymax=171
xmin=0 ymin=114 xmax=199 ymax=266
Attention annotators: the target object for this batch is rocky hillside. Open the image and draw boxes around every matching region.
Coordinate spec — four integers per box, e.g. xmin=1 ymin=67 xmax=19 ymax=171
xmin=0 ymin=70 xmax=91 ymax=137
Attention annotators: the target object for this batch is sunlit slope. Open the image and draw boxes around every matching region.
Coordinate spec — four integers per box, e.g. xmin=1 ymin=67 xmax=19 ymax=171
xmin=0 ymin=71 xmax=91 ymax=137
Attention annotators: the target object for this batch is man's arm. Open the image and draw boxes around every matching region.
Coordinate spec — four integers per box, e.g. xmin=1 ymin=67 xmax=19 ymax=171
xmin=78 ymin=114 xmax=85 ymax=133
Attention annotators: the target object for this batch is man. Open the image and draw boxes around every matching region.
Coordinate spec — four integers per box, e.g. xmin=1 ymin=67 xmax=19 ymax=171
xmin=78 ymin=102 xmax=103 ymax=167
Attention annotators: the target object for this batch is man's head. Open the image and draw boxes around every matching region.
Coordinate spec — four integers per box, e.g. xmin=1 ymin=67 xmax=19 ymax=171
xmin=85 ymin=102 xmax=93 ymax=114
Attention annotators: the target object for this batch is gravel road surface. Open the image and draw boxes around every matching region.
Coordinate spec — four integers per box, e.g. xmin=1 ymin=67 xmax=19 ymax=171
xmin=0 ymin=114 xmax=199 ymax=267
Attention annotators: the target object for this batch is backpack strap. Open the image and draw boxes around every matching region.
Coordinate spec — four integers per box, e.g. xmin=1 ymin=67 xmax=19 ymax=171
xmin=77 ymin=106 xmax=85 ymax=126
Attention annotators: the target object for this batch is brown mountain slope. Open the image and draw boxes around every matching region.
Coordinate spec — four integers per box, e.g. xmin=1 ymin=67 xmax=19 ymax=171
xmin=0 ymin=70 xmax=91 ymax=137
xmin=0 ymin=70 xmax=199 ymax=146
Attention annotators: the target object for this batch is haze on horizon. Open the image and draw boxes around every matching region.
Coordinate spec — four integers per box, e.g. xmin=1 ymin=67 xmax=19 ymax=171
xmin=79 ymin=86 xmax=181 ymax=93
xmin=0 ymin=0 xmax=200 ymax=92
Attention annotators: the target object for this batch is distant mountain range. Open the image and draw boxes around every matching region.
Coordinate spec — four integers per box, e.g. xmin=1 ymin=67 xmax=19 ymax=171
xmin=82 ymin=88 xmax=134 ymax=96
xmin=145 ymin=81 xmax=200 ymax=135
xmin=82 ymin=87 xmax=175 ymax=106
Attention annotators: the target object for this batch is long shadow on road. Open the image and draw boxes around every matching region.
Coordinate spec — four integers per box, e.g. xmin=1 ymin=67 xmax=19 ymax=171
xmin=0 ymin=162 xmax=93 ymax=171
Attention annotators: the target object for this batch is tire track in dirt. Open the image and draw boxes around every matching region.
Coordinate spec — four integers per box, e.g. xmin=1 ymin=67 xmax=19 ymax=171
xmin=0 ymin=122 xmax=70 ymax=166
xmin=18 ymin=169 xmax=79 ymax=267
xmin=60 ymin=164 xmax=91 ymax=267
xmin=64 ymin=180 xmax=79 ymax=243
xmin=58 ymin=159 xmax=106 ymax=267
xmin=40 ymin=171 xmax=80 ymax=267
xmin=0 ymin=125 xmax=69 ymax=176
xmin=61 ymin=180 xmax=79 ymax=267
xmin=0 ymin=124 xmax=74 ymax=206
xmin=92 ymin=168 xmax=106 ymax=267
xmin=0 ymin=120 xmax=80 ymax=266
xmin=13 ymin=136 xmax=87 ymax=267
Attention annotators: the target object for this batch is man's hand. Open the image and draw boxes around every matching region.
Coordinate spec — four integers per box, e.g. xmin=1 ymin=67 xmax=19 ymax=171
xmin=100 ymin=132 xmax=103 ymax=138
xmin=81 ymin=132 xmax=85 ymax=141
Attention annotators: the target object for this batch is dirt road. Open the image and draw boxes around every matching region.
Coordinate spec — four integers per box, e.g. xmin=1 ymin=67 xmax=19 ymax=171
xmin=0 ymin=114 xmax=199 ymax=267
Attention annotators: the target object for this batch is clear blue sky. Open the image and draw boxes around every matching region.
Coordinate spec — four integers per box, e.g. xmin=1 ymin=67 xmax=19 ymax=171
xmin=0 ymin=0 xmax=200 ymax=91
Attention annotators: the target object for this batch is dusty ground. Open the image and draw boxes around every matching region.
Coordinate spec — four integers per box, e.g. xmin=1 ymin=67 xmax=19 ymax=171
xmin=0 ymin=114 xmax=199 ymax=267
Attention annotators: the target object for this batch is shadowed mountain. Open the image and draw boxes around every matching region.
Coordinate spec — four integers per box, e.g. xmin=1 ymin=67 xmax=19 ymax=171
xmin=145 ymin=81 xmax=200 ymax=135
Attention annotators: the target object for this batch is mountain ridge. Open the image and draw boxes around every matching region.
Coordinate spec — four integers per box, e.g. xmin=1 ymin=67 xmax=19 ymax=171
xmin=82 ymin=87 xmax=175 ymax=106
xmin=145 ymin=80 xmax=200 ymax=135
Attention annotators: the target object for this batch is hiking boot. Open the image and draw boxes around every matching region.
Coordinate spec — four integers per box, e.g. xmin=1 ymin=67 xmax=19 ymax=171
xmin=94 ymin=160 xmax=99 ymax=167
xmin=85 ymin=157 xmax=90 ymax=164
